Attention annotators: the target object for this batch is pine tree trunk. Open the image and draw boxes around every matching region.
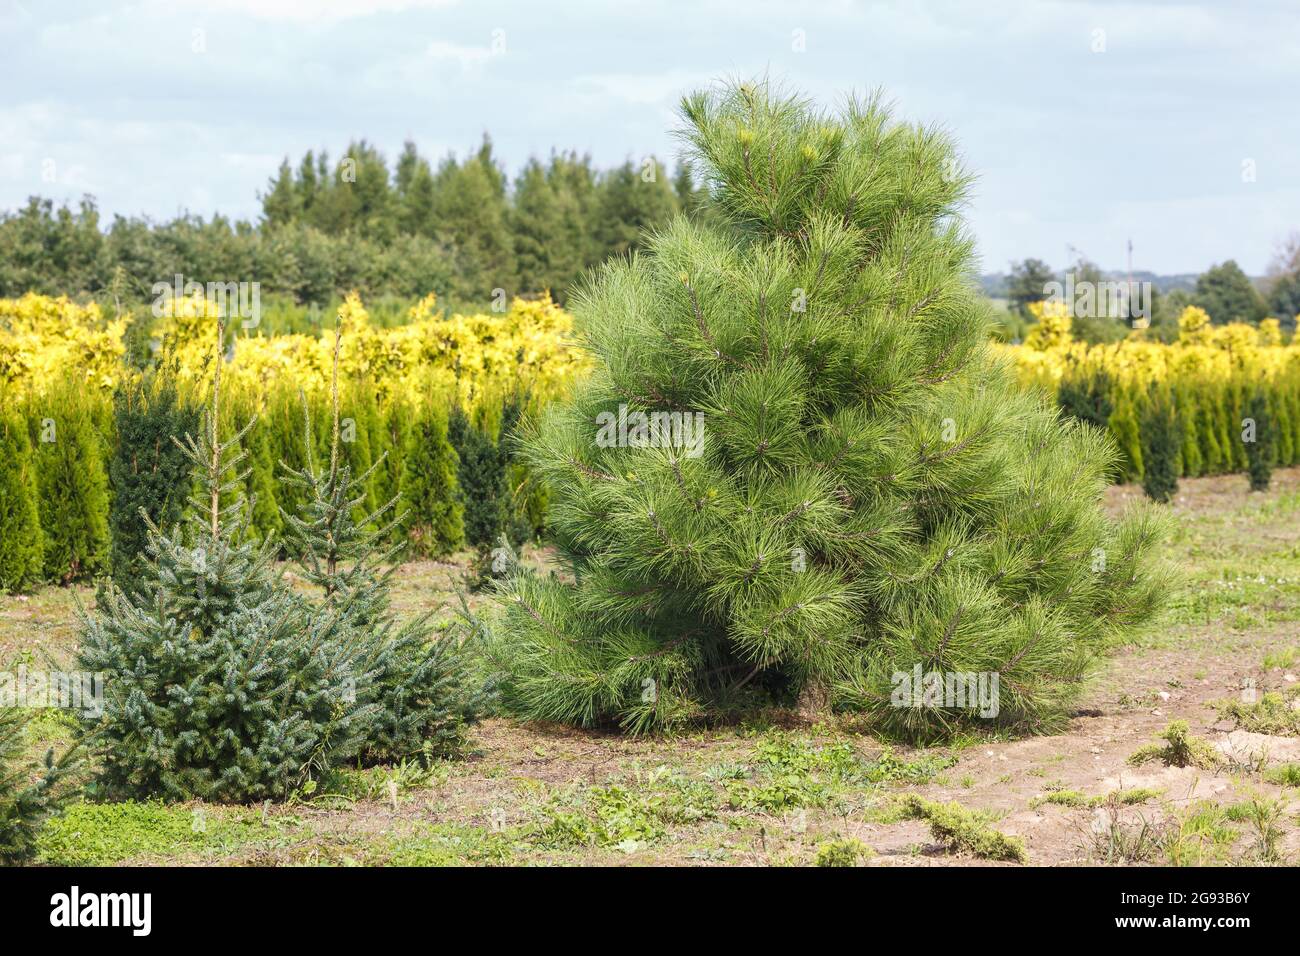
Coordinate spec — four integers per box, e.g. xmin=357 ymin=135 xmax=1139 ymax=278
xmin=796 ymin=679 xmax=831 ymax=722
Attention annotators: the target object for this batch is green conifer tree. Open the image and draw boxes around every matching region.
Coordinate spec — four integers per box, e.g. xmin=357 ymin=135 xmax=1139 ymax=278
xmin=32 ymin=383 xmax=111 ymax=583
xmin=448 ymin=404 xmax=509 ymax=549
xmin=1140 ymin=385 xmax=1180 ymax=503
xmin=107 ymin=366 xmax=199 ymax=593
xmin=78 ymin=320 xmax=376 ymax=802
xmin=1056 ymin=367 xmax=1112 ymax=431
xmin=280 ymin=333 xmax=486 ymax=761
xmin=1244 ymin=390 xmax=1273 ymax=492
xmin=0 ymin=408 xmax=44 ymax=592
xmin=401 ymin=395 xmax=464 ymax=557
xmin=485 ymin=80 xmax=1170 ymax=737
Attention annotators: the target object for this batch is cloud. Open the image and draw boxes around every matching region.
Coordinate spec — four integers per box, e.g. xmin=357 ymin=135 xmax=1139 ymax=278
xmin=425 ymin=39 xmax=495 ymax=71
xmin=175 ymin=0 xmax=459 ymax=23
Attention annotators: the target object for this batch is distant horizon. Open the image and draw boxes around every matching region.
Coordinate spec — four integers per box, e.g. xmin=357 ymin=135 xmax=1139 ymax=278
xmin=2 ymin=0 xmax=1296 ymax=276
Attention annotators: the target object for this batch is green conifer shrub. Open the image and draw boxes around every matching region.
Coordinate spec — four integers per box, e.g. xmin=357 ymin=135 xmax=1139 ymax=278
xmin=107 ymin=366 xmax=199 ymax=593
xmin=449 ymin=404 xmax=509 ymax=549
xmin=280 ymin=336 xmax=486 ymax=762
xmin=0 ymin=409 xmax=44 ymax=592
xmin=30 ymin=382 xmax=111 ymax=583
xmin=1107 ymin=388 xmax=1143 ymax=483
xmin=1056 ymin=367 xmax=1112 ymax=432
xmin=1139 ymin=385 xmax=1180 ymax=504
xmin=484 ymin=80 xmax=1170 ymax=738
xmin=1244 ymin=390 xmax=1273 ymax=492
xmin=400 ymin=393 xmax=464 ymax=557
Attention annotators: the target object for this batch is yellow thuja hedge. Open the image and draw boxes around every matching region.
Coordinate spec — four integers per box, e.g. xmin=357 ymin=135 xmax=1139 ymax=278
xmin=0 ymin=291 xmax=591 ymax=584
xmin=1000 ymin=304 xmax=1300 ymax=482
xmin=0 ymin=294 xmax=128 ymax=399
xmin=158 ymin=290 xmax=590 ymax=412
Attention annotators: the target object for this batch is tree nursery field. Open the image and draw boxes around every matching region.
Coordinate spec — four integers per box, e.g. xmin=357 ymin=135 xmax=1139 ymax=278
xmin=2 ymin=467 xmax=1298 ymax=867
xmin=2 ymin=77 xmax=1299 ymax=885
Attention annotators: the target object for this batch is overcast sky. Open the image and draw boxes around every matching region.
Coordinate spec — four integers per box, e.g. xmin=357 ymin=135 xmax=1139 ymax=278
xmin=1 ymin=0 xmax=1296 ymax=275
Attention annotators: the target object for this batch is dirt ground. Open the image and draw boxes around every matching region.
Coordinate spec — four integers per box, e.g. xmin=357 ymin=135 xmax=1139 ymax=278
xmin=6 ymin=468 xmax=1300 ymax=867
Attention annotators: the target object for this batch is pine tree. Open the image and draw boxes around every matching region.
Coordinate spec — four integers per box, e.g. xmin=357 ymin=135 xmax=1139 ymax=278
xmin=0 ymin=710 xmax=82 ymax=864
xmin=78 ymin=320 xmax=376 ymax=802
xmin=0 ymin=408 xmax=44 ymax=592
xmin=1140 ymin=385 xmax=1180 ymax=504
xmin=485 ymin=80 xmax=1170 ymax=737
xmin=1244 ymin=390 xmax=1273 ymax=492
xmin=280 ymin=333 xmax=486 ymax=762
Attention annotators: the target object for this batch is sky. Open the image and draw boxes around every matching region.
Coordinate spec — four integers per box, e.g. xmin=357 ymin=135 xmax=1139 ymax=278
xmin=1 ymin=0 xmax=1296 ymax=276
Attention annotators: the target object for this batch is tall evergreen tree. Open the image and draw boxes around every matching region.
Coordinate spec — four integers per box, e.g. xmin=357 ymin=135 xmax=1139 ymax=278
xmin=486 ymin=81 xmax=1170 ymax=737
xmin=31 ymin=383 xmax=111 ymax=584
xmin=1195 ymin=260 xmax=1266 ymax=325
xmin=431 ymin=137 xmax=517 ymax=303
xmin=401 ymin=395 xmax=464 ymax=556
xmin=1139 ymin=385 xmax=1180 ymax=504
xmin=1244 ymin=390 xmax=1273 ymax=492
xmin=594 ymin=158 xmax=680 ymax=262
xmin=512 ymin=159 xmax=565 ymax=296
xmin=448 ymin=404 xmax=509 ymax=549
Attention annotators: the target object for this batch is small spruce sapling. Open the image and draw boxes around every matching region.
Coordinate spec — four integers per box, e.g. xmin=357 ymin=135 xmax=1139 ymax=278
xmin=0 ymin=710 xmax=82 ymax=864
xmin=78 ymin=318 xmax=376 ymax=802
xmin=279 ymin=332 xmax=487 ymax=763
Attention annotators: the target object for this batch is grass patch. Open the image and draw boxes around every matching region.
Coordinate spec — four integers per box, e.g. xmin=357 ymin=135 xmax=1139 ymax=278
xmin=1213 ymin=691 xmax=1300 ymax=736
xmin=532 ymin=775 xmax=718 ymax=851
xmin=902 ymin=795 xmax=1027 ymax=863
xmin=377 ymin=823 xmax=519 ymax=866
xmin=1263 ymin=762 xmax=1300 ymax=787
xmin=1128 ymin=721 xmax=1223 ymax=769
xmin=813 ymin=838 xmax=871 ymax=867
xmin=36 ymin=800 xmax=271 ymax=866
xmin=1164 ymin=801 xmax=1239 ymax=866
xmin=1263 ymin=646 xmax=1300 ymax=670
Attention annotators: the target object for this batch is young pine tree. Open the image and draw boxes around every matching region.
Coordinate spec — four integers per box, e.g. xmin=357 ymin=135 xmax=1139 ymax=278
xmin=280 ymin=333 xmax=486 ymax=761
xmin=1244 ymin=390 xmax=1273 ymax=492
xmin=78 ymin=321 xmax=376 ymax=802
xmin=0 ymin=409 xmax=44 ymax=592
xmin=487 ymin=80 xmax=1170 ymax=737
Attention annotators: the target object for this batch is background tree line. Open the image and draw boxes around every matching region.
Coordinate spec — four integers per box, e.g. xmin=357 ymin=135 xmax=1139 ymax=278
xmin=1001 ymin=241 xmax=1300 ymax=345
xmin=0 ymin=136 xmax=711 ymax=312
